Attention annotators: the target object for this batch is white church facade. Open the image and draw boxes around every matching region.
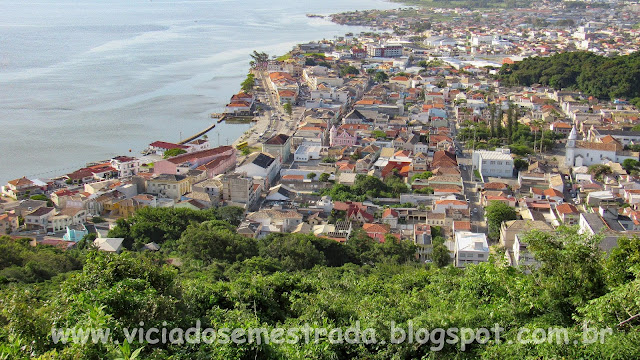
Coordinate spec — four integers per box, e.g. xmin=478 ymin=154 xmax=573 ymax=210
xmin=565 ymin=126 xmax=639 ymax=168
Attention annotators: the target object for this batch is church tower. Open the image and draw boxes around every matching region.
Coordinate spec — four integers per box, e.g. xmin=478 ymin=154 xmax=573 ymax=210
xmin=329 ymin=125 xmax=337 ymax=147
xmin=565 ymin=125 xmax=577 ymax=167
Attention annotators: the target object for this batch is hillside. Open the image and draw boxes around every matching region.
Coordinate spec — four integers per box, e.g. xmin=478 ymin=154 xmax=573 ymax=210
xmin=498 ymin=51 xmax=640 ymax=107
xmin=0 ymin=208 xmax=639 ymax=359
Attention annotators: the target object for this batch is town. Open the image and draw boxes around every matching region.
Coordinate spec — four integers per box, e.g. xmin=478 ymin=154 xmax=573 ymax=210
xmin=2 ymin=1 xmax=640 ymax=269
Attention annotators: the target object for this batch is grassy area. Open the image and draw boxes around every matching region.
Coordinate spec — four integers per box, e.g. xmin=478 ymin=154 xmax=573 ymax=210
xmin=276 ymin=53 xmax=292 ymax=61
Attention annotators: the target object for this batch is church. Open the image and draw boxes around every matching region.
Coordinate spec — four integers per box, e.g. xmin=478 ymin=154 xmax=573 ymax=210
xmin=565 ymin=126 xmax=639 ymax=167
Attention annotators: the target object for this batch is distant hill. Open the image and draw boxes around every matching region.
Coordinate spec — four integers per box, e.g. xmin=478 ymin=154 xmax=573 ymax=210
xmin=498 ymin=51 xmax=640 ymax=107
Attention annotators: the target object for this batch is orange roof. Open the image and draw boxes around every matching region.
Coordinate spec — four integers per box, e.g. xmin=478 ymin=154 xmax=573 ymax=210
xmin=282 ymin=175 xmax=304 ymax=181
xmin=355 ymin=99 xmax=383 ymax=105
xmin=362 ymin=223 xmax=390 ymax=233
xmin=435 ymin=199 xmax=467 ymax=205
xmin=382 ymin=208 xmax=399 ymax=218
xmin=556 ymin=203 xmax=579 ymax=214
xmin=543 ymin=188 xmax=564 ymax=198
xmin=8 ymin=177 xmax=33 ymax=187
xmin=278 ymin=90 xmax=297 ymax=97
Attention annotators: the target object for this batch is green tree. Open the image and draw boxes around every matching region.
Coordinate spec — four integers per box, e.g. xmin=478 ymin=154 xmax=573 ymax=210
xmin=374 ymin=71 xmax=389 ymax=83
xmin=588 ymin=164 xmax=612 ymax=181
xmin=307 ymin=172 xmax=316 ymax=180
xmin=622 ymin=159 xmax=639 ymax=174
xmin=431 ymin=236 xmax=451 ymax=267
xmin=485 ymin=201 xmax=517 ymax=240
xmin=339 ymin=65 xmax=360 ymax=77
xmin=163 ymin=148 xmax=187 ymax=159
xmin=283 ymin=102 xmax=293 ymax=117
xmin=319 ymin=173 xmax=330 ymax=182
xmin=240 ymin=73 xmax=255 ymax=93
xmin=178 ymin=221 xmax=257 ymax=264
xmin=513 ymin=158 xmax=529 ymax=171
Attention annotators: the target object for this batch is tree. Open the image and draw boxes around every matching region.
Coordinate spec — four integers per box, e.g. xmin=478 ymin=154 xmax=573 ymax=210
xmin=307 ymin=172 xmax=316 ymax=180
xmin=163 ymin=148 xmax=187 ymax=159
xmin=249 ymin=50 xmax=269 ymax=69
xmin=431 ymin=236 xmax=450 ymax=267
xmin=215 ymin=206 xmax=245 ymax=226
xmin=339 ymin=65 xmax=359 ymax=77
xmin=410 ymin=171 xmax=433 ymax=183
xmin=319 ymin=173 xmax=330 ymax=182
xmin=178 ymin=221 xmax=257 ymax=264
xmin=283 ymin=102 xmax=293 ymax=117
xmin=513 ymin=158 xmax=529 ymax=172
xmin=622 ymin=159 xmax=640 ymax=174
xmin=588 ymin=164 xmax=612 ymax=181
xmin=485 ymin=201 xmax=517 ymax=240
xmin=374 ymin=71 xmax=388 ymax=83
xmin=240 ymin=73 xmax=255 ymax=93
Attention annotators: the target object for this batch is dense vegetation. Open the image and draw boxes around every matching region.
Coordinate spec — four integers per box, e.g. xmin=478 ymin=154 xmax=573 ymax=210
xmin=498 ymin=51 xmax=640 ymax=107
xmin=1 ymin=207 xmax=639 ymax=359
xmin=320 ymin=174 xmax=409 ymax=202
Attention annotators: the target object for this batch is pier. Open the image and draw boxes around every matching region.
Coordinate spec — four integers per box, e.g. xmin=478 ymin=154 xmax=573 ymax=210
xmin=178 ymin=114 xmax=227 ymax=145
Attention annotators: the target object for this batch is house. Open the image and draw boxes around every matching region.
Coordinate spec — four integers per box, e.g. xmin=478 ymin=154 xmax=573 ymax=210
xmin=263 ymin=134 xmax=292 ymax=162
xmin=265 ymin=184 xmax=296 ymax=202
xmin=347 ymin=206 xmax=375 ymax=223
xmin=24 ymin=207 xmax=56 ymax=230
xmin=236 ymin=220 xmax=263 ymax=238
xmin=381 ymin=208 xmax=399 ymax=228
xmin=221 ymin=173 xmax=262 ymax=209
xmin=235 ymin=152 xmax=281 ymax=188
xmin=362 ymin=223 xmax=393 ymax=242
xmin=110 ymin=156 xmax=140 ymax=178
xmin=293 ymin=144 xmax=323 ymax=162
xmin=62 ymin=224 xmax=88 ymax=242
xmin=472 ymin=148 xmax=514 ymax=178
xmin=195 ymin=153 xmax=237 ymax=178
xmin=543 ymin=188 xmax=565 ymax=203
xmin=246 ymin=209 xmax=303 ymax=235
xmin=147 ymin=174 xmax=191 ymax=200
xmin=93 ymin=238 xmax=124 ymax=253
xmin=554 ymin=203 xmax=580 ymax=226
xmin=48 ymin=207 xmax=87 ymax=232
xmin=454 ymin=231 xmax=489 ymax=268
xmin=329 ymin=125 xmax=358 ymax=147
xmin=148 ymin=141 xmax=189 ymax=157
xmin=500 ymin=220 xmax=554 ymax=250
xmin=509 ymin=234 xmax=538 ymax=268
xmin=433 ymin=199 xmax=468 ymax=214
xmin=0 ymin=212 xmax=19 ymax=234
xmin=414 ymin=224 xmax=432 ymax=263
xmin=2 ymin=177 xmax=43 ymax=199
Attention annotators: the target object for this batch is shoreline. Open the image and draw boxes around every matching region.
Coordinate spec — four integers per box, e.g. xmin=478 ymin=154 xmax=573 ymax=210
xmin=0 ymin=0 xmax=399 ymax=185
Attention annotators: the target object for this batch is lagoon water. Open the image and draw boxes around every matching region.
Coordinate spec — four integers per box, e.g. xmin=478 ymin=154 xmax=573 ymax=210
xmin=0 ymin=0 xmax=396 ymax=183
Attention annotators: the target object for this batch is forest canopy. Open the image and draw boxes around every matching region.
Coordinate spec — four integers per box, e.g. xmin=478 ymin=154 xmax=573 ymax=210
xmin=0 ymin=209 xmax=639 ymax=359
xmin=498 ymin=51 xmax=640 ymax=107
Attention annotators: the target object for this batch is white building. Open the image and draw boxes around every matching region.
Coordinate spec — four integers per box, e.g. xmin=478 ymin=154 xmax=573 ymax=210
xmin=565 ymin=126 xmax=640 ymax=167
xmin=110 ymin=156 xmax=140 ymax=178
xmin=454 ymin=231 xmax=490 ymax=268
xmin=293 ymin=144 xmax=323 ymax=162
xmin=472 ymin=148 xmax=514 ymax=178
xmin=235 ymin=152 xmax=281 ymax=188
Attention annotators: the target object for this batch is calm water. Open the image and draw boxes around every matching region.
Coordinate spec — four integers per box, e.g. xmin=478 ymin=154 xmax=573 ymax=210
xmin=0 ymin=0 xmax=396 ymax=183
